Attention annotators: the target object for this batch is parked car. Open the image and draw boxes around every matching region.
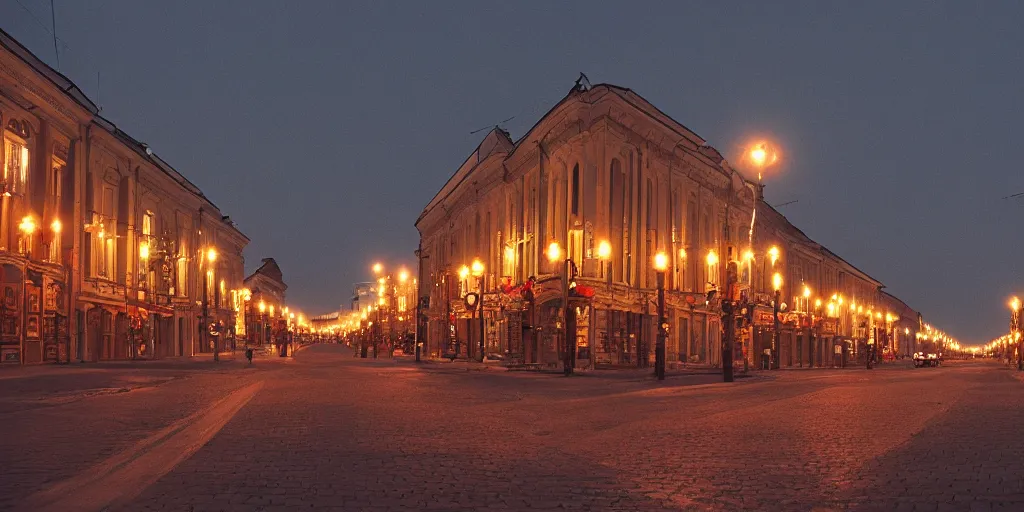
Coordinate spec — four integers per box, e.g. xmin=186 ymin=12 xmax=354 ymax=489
xmin=913 ymin=351 xmax=941 ymax=367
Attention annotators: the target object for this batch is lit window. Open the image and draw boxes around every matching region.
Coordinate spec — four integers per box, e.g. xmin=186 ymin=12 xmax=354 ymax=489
xmin=3 ymin=135 xmax=28 ymax=196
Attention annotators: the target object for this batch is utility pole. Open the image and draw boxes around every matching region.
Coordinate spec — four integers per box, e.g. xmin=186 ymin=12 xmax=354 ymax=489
xmin=562 ymin=258 xmax=572 ymax=376
xmin=654 ymin=252 xmax=668 ymax=380
xmin=772 ymin=283 xmax=781 ymax=370
xmin=655 ymin=271 xmax=666 ymax=380
xmin=202 ymin=268 xmax=210 ymax=361
xmin=722 ymin=260 xmax=738 ymax=383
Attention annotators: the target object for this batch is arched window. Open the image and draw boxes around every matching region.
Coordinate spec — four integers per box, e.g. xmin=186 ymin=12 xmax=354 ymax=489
xmin=571 ymin=164 xmax=580 ymax=216
xmin=609 ymin=159 xmax=624 ymax=282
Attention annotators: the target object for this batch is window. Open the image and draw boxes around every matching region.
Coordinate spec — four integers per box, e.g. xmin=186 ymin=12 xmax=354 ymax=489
xmin=609 ymin=159 xmax=624 ymax=282
xmin=48 ymin=154 xmax=65 ymax=263
xmin=3 ymin=134 xmax=28 ymax=196
xmin=140 ymin=212 xmax=155 ymax=292
xmin=571 ymin=164 xmax=580 ymax=216
xmin=96 ymin=188 xmax=116 ymax=279
xmin=687 ymin=199 xmax=697 ymax=292
xmin=175 ymin=225 xmax=188 ymax=297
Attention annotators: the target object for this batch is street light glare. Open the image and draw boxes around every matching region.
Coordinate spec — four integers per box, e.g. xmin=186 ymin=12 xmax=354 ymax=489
xmin=706 ymin=250 xmax=719 ymax=267
xmin=546 ymin=241 xmax=562 ymax=263
xmin=653 ymin=252 xmax=668 ymax=272
xmin=768 ymin=246 xmax=779 ymax=266
xmin=372 ymin=263 xmax=383 ymax=274
xmin=772 ymin=272 xmax=783 ymax=291
xmin=751 ymin=146 xmax=767 ymax=166
xmin=18 ymin=216 xmax=36 ymax=234
xmin=470 ymin=259 xmax=484 ymax=277
xmin=802 ymin=285 xmax=811 ymax=298
xmin=399 ymin=269 xmax=409 ymax=282
xmin=597 ymin=240 xmax=612 ymax=260
xmin=207 ymin=247 xmax=217 ymax=263
xmin=458 ymin=265 xmax=470 ymax=280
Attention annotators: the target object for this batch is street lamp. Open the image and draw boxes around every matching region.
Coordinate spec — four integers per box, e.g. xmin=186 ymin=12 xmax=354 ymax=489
xmin=772 ymin=272 xmax=782 ymax=370
xmin=1011 ymin=297 xmax=1022 ymax=369
xmin=653 ymin=251 xmax=668 ymax=380
xmin=203 ymin=247 xmax=220 ymax=361
xmin=470 ymin=258 xmax=485 ymax=362
xmin=546 ymin=241 xmax=574 ymax=376
xmin=258 ymin=300 xmax=266 ymax=346
xmin=18 ymin=215 xmax=36 ymax=257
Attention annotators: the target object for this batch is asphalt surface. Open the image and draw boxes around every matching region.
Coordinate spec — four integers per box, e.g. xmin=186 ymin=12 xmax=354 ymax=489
xmin=2 ymin=346 xmax=1021 ymax=511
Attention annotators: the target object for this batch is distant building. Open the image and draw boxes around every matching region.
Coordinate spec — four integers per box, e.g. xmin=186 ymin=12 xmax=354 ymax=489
xmin=310 ymin=312 xmax=340 ymax=333
xmin=350 ymin=282 xmax=377 ymax=313
xmin=243 ymin=258 xmax=287 ymax=345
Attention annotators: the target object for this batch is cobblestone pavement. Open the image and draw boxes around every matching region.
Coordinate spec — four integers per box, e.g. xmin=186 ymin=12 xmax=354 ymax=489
xmin=3 ymin=347 xmax=1022 ymax=511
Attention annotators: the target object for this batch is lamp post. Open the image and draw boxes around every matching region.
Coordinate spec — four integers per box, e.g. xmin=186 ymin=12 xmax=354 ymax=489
xmin=1011 ymin=297 xmax=1022 ymax=369
xmin=471 ymin=259 xmax=485 ymax=362
xmin=812 ymin=298 xmax=821 ymax=368
xmin=772 ymin=272 xmax=782 ymax=370
xmin=258 ymin=300 xmax=266 ymax=346
xmin=202 ymin=248 xmax=218 ymax=362
xmin=458 ymin=264 xmax=471 ymax=360
xmin=598 ymin=240 xmax=612 ymax=367
xmin=653 ymin=251 xmax=668 ymax=381
xmin=800 ymin=285 xmax=810 ymax=368
xmin=546 ymin=241 xmax=574 ymax=376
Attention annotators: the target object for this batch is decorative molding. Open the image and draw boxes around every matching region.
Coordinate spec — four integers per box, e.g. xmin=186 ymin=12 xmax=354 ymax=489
xmin=0 ymin=61 xmax=76 ymax=120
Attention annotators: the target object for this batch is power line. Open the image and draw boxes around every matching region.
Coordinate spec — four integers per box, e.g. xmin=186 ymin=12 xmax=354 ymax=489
xmin=49 ymin=0 xmax=59 ymax=70
xmin=12 ymin=0 xmax=71 ymax=53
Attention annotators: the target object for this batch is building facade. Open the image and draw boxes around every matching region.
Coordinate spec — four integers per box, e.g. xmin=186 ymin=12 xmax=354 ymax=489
xmin=1 ymin=29 xmax=248 ymax=364
xmin=242 ymin=258 xmax=287 ymax=347
xmin=416 ymin=82 xmax=921 ymax=369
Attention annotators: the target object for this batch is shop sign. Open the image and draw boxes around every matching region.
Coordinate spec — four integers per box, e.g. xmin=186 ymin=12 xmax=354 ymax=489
xmin=754 ymin=308 xmax=774 ymax=326
xmin=821 ymin=318 xmax=838 ymax=335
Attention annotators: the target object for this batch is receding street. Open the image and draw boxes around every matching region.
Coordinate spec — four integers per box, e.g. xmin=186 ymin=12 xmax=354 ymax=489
xmin=1 ymin=346 xmax=1021 ymax=511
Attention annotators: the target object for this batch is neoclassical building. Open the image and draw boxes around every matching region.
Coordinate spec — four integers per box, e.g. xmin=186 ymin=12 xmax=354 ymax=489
xmin=242 ymin=257 xmax=287 ymax=346
xmin=1 ymin=28 xmax=248 ymax=363
xmin=416 ymin=81 xmax=921 ymax=369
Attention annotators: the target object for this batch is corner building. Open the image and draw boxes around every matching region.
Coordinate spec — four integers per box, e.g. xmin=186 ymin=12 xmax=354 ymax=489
xmin=0 ymin=29 xmax=248 ymax=363
xmin=416 ymin=83 xmax=920 ymax=369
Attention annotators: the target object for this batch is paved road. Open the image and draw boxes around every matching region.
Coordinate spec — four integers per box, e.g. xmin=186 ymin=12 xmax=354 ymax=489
xmin=2 ymin=346 xmax=1022 ymax=511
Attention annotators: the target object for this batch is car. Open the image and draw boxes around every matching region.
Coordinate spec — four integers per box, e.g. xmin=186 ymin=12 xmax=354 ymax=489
xmin=913 ymin=351 xmax=941 ymax=367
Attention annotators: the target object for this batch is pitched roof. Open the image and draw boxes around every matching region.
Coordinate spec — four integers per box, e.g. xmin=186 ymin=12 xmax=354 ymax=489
xmin=244 ymin=258 xmax=287 ymax=289
xmin=0 ymin=27 xmax=97 ymax=114
xmin=1 ymin=28 xmax=246 ymax=241
xmin=416 ymin=127 xmax=514 ymax=227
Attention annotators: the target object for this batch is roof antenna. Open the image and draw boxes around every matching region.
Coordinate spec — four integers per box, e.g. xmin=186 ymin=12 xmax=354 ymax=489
xmin=469 ymin=115 xmax=515 ymax=135
xmin=773 ymin=200 xmax=799 ymax=208
xmin=573 ymin=72 xmax=591 ymax=91
xmin=49 ymin=0 xmax=60 ymax=70
xmin=96 ymin=71 xmax=103 ymax=112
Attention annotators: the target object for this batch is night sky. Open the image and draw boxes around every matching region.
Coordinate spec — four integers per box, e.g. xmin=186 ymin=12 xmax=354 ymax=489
xmin=3 ymin=1 xmax=1022 ymax=343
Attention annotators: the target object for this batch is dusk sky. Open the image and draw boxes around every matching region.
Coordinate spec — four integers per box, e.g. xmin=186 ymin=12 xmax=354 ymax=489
xmin=4 ymin=1 xmax=1022 ymax=343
